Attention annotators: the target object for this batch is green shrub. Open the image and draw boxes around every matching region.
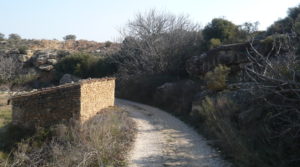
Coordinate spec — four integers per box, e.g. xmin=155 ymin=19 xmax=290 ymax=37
xmin=104 ymin=41 xmax=112 ymax=47
xmin=8 ymin=34 xmax=21 ymax=41
xmin=116 ymin=74 xmax=179 ymax=104
xmin=204 ymin=65 xmax=230 ymax=91
xmin=202 ymin=18 xmax=243 ymax=44
xmin=55 ymin=53 xmax=117 ymax=78
xmin=18 ymin=46 xmax=28 ymax=54
xmin=55 ymin=53 xmax=97 ymax=78
xmin=90 ymin=57 xmax=117 ymax=78
xmin=63 ymin=34 xmax=76 ymax=41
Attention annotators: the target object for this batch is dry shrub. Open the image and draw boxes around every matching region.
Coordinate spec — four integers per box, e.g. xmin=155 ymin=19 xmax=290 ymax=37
xmin=0 ymin=56 xmax=22 ymax=83
xmin=192 ymin=95 xmax=265 ymax=166
xmin=4 ymin=107 xmax=136 ymax=167
xmin=204 ymin=65 xmax=230 ymax=91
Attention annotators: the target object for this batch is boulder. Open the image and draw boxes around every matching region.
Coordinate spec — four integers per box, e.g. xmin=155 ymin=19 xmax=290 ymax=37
xmin=0 ymin=41 xmax=7 ymax=45
xmin=59 ymin=74 xmax=80 ymax=85
xmin=47 ymin=59 xmax=57 ymax=65
xmin=49 ymin=53 xmax=58 ymax=59
xmin=35 ymin=56 xmax=48 ymax=66
xmin=26 ymin=49 xmax=34 ymax=58
xmin=18 ymin=54 xmax=31 ymax=62
xmin=32 ymin=50 xmax=58 ymax=66
xmin=38 ymin=64 xmax=54 ymax=71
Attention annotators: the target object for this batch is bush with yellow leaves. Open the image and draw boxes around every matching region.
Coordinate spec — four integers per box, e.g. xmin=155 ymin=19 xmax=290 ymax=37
xmin=204 ymin=65 xmax=230 ymax=91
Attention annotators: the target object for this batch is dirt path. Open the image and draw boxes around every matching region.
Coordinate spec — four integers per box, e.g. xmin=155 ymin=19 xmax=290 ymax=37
xmin=116 ymin=99 xmax=231 ymax=167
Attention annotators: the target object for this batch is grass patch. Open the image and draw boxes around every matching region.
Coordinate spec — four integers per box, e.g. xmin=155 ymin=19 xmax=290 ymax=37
xmin=0 ymin=92 xmax=12 ymax=132
xmin=1 ymin=107 xmax=136 ymax=167
xmin=0 ymin=93 xmax=14 ymax=165
xmin=11 ymin=74 xmax=39 ymax=85
xmin=0 ymin=109 xmax=11 ymax=128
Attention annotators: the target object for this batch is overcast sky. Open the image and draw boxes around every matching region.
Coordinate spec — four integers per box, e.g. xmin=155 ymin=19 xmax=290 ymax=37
xmin=0 ymin=0 xmax=299 ymax=42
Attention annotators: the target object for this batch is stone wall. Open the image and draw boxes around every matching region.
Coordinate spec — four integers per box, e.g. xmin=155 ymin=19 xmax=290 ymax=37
xmin=80 ymin=79 xmax=115 ymax=122
xmin=11 ymin=78 xmax=115 ymax=128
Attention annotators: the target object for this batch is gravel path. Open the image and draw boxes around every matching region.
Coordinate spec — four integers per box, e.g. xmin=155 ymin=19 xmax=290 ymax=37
xmin=116 ymin=99 xmax=231 ymax=167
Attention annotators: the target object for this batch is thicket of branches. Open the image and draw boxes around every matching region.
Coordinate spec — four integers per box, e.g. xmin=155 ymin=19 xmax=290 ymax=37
xmin=112 ymin=9 xmax=203 ymax=77
xmin=243 ymin=32 xmax=300 ymax=166
xmin=0 ymin=56 xmax=22 ymax=83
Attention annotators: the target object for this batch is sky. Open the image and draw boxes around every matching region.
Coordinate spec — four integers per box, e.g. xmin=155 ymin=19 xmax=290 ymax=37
xmin=0 ymin=0 xmax=299 ymax=42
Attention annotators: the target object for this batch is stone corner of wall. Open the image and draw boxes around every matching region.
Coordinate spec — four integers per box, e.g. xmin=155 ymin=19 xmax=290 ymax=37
xmin=11 ymin=77 xmax=116 ymax=128
xmin=79 ymin=77 xmax=116 ymax=85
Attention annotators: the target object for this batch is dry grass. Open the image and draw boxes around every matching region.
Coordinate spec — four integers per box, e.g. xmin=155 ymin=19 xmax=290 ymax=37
xmin=0 ymin=92 xmax=12 ymax=128
xmin=1 ymin=107 xmax=136 ymax=167
xmin=0 ymin=93 xmax=12 ymax=165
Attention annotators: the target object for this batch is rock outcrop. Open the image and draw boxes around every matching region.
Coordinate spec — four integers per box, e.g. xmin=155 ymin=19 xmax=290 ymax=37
xmin=191 ymin=82 xmax=259 ymax=124
xmin=1 ymin=49 xmax=70 ymax=72
xmin=186 ymin=43 xmax=251 ymax=76
xmin=59 ymin=74 xmax=80 ymax=85
xmin=30 ymin=50 xmax=69 ymax=71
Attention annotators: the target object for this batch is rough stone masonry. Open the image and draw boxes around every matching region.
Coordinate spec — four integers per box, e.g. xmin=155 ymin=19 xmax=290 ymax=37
xmin=11 ymin=78 xmax=115 ymax=128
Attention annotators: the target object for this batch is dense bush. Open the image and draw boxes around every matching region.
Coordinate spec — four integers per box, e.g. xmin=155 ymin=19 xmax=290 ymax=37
xmin=202 ymin=18 xmax=248 ymax=45
xmin=8 ymin=34 xmax=21 ymax=41
xmin=104 ymin=41 xmax=112 ymax=47
xmin=63 ymin=34 xmax=76 ymax=41
xmin=116 ymin=74 xmax=179 ymax=104
xmin=55 ymin=53 xmax=117 ymax=78
xmin=55 ymin=53 xmax=97 ymax=78
xmin=17 ymin=46 xmax=28 ymax=54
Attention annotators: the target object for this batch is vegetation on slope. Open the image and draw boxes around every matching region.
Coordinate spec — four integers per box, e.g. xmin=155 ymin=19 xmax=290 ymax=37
xmin=112 ymin=5 xmax=300 ymax=167
xmin=55 ymin=52 xmax=117 ymax=79
xmin=0 ymin=104 xmax=136 ymax=167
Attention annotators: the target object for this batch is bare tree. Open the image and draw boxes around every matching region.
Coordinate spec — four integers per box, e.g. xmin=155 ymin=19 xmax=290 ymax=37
xmin=113 ymin=9 xmax=202 ymax=77
xmin=0 ymin=56 xmax=22 ymax=82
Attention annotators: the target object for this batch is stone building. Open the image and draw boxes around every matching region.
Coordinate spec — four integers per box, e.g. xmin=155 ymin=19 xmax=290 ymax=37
xmin=11 ymin=78 xmax=115 ymax=128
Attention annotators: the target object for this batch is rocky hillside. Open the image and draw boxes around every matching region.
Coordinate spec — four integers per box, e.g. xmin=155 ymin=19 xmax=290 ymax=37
xmin=0 ymin=39 xmax=120 ymax=70
xmin=0 ymin=39 xmax=120 ymax=90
